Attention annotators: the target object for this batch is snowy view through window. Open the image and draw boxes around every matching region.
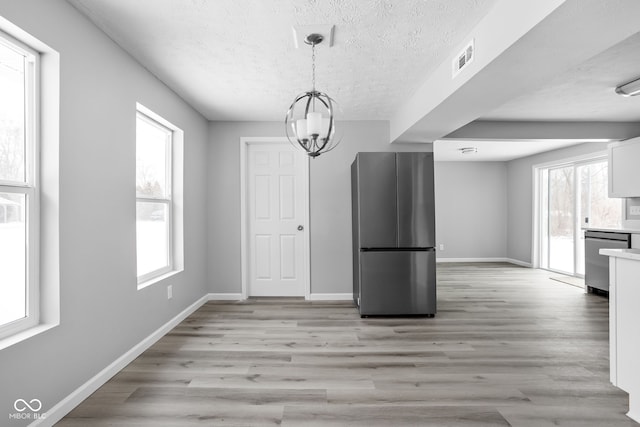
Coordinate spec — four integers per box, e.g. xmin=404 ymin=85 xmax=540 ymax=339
xmin=0 ymin=40 xmax=29 ymax=327
xmin=136 ymin=113 xmax=172 ymax=280
xmin=546 ymin=161 xmax=621 ymax=275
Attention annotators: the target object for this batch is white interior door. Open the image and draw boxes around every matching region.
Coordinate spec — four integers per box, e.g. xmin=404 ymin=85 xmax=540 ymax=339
xmin=247 ymin=143 xmax=308 ymax=296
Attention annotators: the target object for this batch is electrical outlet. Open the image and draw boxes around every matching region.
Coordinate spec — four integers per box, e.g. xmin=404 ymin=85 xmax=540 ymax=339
xmin=167 ymin=285 xmax=173 ymax=300
xmin=439 ymin=244 xmax=444 ymax=251
xmin=630 ymin=206 xmax=640 ymax=216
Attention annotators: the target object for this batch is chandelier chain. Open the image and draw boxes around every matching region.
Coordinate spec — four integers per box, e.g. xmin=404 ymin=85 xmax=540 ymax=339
xmin=311 ymin=42 xmax=316 ymax=92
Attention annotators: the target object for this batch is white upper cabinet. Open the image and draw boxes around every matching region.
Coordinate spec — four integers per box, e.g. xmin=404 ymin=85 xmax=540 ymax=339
xmin=609 ymin=136 xmax=640 ymax=198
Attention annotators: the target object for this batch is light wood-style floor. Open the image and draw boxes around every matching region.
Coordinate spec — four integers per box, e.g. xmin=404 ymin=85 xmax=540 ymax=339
xmin=58 ymin=263 xmax=638 ymax=426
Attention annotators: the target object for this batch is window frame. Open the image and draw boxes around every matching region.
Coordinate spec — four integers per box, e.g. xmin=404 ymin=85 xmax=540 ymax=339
xmin=135 ymin=109 xmax=174 ymax=285
xmin=0 ymin=30 xmax=40 ymax=340
xmin=534 ymin=153 xmax=623 ymax=275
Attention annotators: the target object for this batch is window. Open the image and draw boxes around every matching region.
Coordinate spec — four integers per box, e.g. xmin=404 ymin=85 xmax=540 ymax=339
xmin=0 ymin=32 xmax=39 ymax=339
xmin=136 ymin=108 xmax=174 ymax=284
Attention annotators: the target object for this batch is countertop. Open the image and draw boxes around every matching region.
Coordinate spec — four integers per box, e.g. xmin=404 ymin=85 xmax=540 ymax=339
xmin=583 ymin=227 xmax=640 ymax=234
xmin=599 ymin=248 xmax=640 ymax=261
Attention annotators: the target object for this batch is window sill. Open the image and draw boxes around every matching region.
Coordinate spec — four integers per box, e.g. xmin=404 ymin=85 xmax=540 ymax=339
xmin=0 ymin=322 xmax=58 ymax=351
xmin=137 ymin=269 xmax=183 ymax=290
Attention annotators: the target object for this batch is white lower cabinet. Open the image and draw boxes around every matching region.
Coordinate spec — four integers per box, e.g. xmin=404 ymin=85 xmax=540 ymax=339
xmin=605 ymin=251 xmax=640 ymax=422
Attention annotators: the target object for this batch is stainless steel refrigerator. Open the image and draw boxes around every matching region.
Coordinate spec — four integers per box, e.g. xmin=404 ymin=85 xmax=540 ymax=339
xmin=351 ymin=152 xmax=436 ymax=316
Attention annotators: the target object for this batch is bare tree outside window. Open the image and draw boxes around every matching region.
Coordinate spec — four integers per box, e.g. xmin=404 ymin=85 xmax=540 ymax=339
xmin=0 ymin=38 xmax=36 ymax=333
xmin=0 ymin=120 xmax=25 ymax=183
xmin=581 ymin=162 xmax=621 ymax=229
xmin=135 ymin=111 xmax=173 ymax=282
xmin=542 ymin=160 xmax=622 ymax=276
xmin=0 ymin=45 xmax=25 ymax=184
xmin=548 ymin=166 xmax=574 ymax=273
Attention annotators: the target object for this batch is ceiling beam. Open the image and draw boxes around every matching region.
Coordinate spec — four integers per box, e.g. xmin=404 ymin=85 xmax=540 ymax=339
xmin=445 ymin=121 xmax=640 ymax=142
xmin=390 ymin=0 xmax=640 ymax=144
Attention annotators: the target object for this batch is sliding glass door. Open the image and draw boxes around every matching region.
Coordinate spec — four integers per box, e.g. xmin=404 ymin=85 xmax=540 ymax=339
xmin=548 ymin=166 xmax=575 ymax=273
xmin=540 ymin=158 xmax=622 ymax=276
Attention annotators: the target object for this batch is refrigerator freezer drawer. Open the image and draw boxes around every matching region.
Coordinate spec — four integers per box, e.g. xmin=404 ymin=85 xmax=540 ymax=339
xmin=359 ymin=250 xmax=436 ymax=316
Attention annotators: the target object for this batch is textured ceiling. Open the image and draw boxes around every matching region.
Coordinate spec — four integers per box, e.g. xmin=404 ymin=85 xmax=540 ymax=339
xmin=66 ymin=0 xmax=499 ymax=121
xmin=482 ymin=32 xmax=640 ymax=122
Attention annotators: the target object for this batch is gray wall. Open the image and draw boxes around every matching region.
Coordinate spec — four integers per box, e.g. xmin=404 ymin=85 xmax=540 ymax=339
xmin=0 ymin=1 xmax=618 ymax=421
xmin=207 ymin=121 xmax=433 ymax=294
xmin=434 ymin=162 xmax=508 ymax=260
xmin=0 ymin=1 xmax=209 ymax=423
xmin=506 ymin=142 xmax=609 ymax=264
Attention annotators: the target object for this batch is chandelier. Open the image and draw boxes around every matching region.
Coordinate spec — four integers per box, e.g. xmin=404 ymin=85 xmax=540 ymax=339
xmin=285 ymin=33 xmax=341 ymax=158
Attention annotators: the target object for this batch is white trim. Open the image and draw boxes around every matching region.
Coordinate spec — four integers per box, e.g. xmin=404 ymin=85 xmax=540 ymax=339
xmin=207 ymin=292 xmax=355 ymax=302
xmin=627 ymin=407 xmax=640 ymax=426
xmin=207 ymin=293 xmax=244 ymax=301
xmin=533 ymin=151 xmax=621 ymax=272
xmin=135 ymin=104 xmax=181 ymax=288
xmin=436 ymin=257 xmax=532 ymax=267
xmin=137 ymin=264 xmax=173 ymax=288
xmin=136 ymin=103 xmax=179 ymax=131
xmin=532 ymin=165 xmax=540 ymax=268
xmin=436 ymin=257 xmax=507 ymax=263
xmin=0 ymin=29 xmax=40 ymax=342
xmin=531 ymin=150 xmax=607 ymax=170
xmin=505 ymin=258 xmax=533 ymax=268
xmin=307 ymin=293 xmax=354 ymax=301
xmin=32 ymin=294 xmax=209 ymax=427
xmin=239 ymin=137 xmax=311 ymax=299
xmin=208 ymin=293 xmax=358 ymax=301
xmin=0 ymin=323 xmax=56 ymax=352
xmin=240 ymin=139 xmax=248 ymax=299
xmin=137 ymin=269 xmax=183 ymax=290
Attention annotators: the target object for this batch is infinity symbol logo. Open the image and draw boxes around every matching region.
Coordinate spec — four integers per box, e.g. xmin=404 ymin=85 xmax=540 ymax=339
xmin=14 ymin=399 xmax=42 ymax=412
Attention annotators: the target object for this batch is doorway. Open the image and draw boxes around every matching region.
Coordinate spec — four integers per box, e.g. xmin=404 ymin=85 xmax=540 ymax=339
xmin=538 ymin=156 xmax=622 ymax=276
xmin=240 ymin=138 xmax=310 ymax=298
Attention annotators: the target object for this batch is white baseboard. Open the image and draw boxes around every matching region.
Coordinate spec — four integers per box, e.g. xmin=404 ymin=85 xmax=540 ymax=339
xmin=504 ymin=258 xmax=533 ymax=268
xmin=307 ymin=293 xmax=353 ymax=301
xmin=33 ymin=294 xmax=209 ymax=427
xmin=436 ymin=257 xmax=508 ymax=263
xmin=436 ymin=257 xmax=532 ymax=268
xmin=207 ymin=293 xmax=244 ymax=301
xmin=206 ymin=293 xmax=354 ymax=301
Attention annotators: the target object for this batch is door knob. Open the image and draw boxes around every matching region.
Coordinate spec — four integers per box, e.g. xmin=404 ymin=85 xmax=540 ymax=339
xmin=297 ymin=225 xmax=304 ymax=231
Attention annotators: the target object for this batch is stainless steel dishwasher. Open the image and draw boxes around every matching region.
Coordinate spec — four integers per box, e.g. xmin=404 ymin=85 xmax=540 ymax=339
xmin=584 ymin=230 xmax=631 ymax=293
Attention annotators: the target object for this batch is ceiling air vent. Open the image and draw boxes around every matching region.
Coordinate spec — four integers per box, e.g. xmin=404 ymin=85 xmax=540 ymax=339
xmin=452 ymin=39 xmax=474 ymax=78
